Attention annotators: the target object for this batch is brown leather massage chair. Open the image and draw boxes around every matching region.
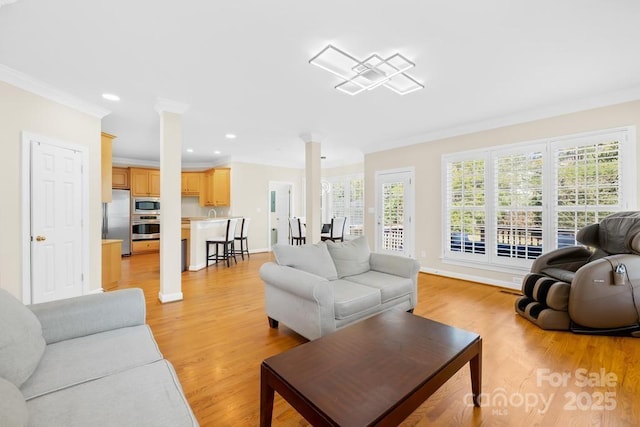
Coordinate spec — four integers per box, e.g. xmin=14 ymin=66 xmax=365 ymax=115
xmin=516 ymin=211 xmax=640 ymax=337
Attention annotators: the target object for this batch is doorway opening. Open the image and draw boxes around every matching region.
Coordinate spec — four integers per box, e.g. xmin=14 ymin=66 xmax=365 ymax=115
xmin=268 ymin=182 xmax=293 ymax=247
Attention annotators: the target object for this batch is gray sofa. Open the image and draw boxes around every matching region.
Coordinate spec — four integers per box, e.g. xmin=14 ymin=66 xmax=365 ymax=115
xmin=260 ymin=236 xmax=420 ymax=340
xmin=0 ymin=287 xmax=198 ymax=427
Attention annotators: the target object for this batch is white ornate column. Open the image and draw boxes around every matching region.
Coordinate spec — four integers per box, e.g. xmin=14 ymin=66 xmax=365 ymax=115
xmin=301 ymin=132 xmax=322 ymax=244
xmin=155 ymin=98 xmax=189 ymax=303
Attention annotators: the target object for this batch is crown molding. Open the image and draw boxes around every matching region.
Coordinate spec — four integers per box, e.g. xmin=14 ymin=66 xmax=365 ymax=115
xmin=155 ymin=97 xmax=190 ymax=114
xmin=364 ymin=85 xmax=640 ymax=154
xmin=0 ymin=63 xmax=110 ymax=118
xmin=112 ymin=157 xmax=160 ymax=168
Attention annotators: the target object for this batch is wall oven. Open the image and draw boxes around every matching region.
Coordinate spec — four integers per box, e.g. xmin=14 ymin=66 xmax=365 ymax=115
xmin=133 ymin=197 xmax=160 ymax=215
xmin=132 ymin=215 xmax=160 ymax=241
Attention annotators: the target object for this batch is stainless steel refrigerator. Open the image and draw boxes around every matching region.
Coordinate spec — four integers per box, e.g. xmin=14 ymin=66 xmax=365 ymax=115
xmin=102 ymin=189 xmax=131 ymax=255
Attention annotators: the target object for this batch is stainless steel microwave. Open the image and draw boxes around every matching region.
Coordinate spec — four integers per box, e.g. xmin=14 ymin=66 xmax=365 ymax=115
xmin=133 ymin=197 xmax=160 ymax=214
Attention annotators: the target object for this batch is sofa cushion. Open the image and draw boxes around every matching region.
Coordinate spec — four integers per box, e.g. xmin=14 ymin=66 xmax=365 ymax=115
xmin=0 ymin=288 xmax=46 ymax=387
xmin=325 ymin=236 xmax=371 ymax=278
xmin=344 ymin=271 xmax=414 ymax=303
xmin=0 ymin=377 xmax=28 ymax=427
xmin=330 ymin=280 xmax=381 ymax=319
xmin=21 ymin=325 xmax=163 ymax=400
xmin=272 ymin=242 xmax=338 ymax=280
xmin=26 ymin=359 xmax=197 ymax=427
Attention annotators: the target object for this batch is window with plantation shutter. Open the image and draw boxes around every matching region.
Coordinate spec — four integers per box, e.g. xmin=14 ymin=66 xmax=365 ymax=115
xmin=445 ymin=157 xmax=487 ymax=259
xmin=494 ymin=148 xmax=544 ymax=262
xmin=443 ymin=126 xmax=636 ymax=271
xmin=324 ymin=174 xmax=364 ymax=237
xmin=552 ymin=132 xmax=626 ymax=248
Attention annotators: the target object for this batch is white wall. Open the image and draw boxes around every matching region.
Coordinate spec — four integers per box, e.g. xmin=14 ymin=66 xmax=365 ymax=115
xmin=0 ymin=81 xmax=102 ymax=299
xmin=229 ymin=161 xmax=304 ymax=251
xmin=365 ymin=100 xmax=640 ymax=287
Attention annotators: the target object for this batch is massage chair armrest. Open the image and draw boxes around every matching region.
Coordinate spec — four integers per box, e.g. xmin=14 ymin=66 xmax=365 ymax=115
xmin=259 ymin=262 xmax=333 ymax=306
xmin=29 ymin=288 xmax=146 ymax=345
xmin=531 ymin=246 xmax=593 ymax=274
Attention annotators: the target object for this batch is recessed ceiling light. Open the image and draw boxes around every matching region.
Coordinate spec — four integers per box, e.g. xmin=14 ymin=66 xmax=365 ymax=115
xmin=225 ymin=133 xmax=237 ymax=140
xmin=102 ymin=93 xmax=120 ymax=101
xmin=214 ymin=150 xmax=221 ymax=155
xmin=186 ymin=148 xmax=194 ymax=153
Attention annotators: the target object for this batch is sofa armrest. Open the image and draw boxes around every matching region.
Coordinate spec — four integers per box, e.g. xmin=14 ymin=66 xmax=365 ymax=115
xmin=531 ymin=246 xmax=592 ymax=274
xmin=370 ymin=253 xmax=420 ymax=281
xmin=28 ymin=288 xmax=146 ymax=344
xmin=259 ymin=262 xmax=332 ymax=305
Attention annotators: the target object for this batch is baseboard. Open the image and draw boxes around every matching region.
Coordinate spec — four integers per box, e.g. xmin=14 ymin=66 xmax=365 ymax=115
xmin=420 ymin=266 xmax=521 ymax=291
xmin=158 ymin=291 xmax=183 ymax=303
xmin=88 ymin=288 xmax=105 ymax=294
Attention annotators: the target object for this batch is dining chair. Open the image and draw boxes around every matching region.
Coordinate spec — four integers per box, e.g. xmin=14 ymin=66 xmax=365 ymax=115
xmin=320 ymin=216 xmax=346 ymax=242
xmin=206 ymin=218 xmax=238 ymax=267
xmin=233 ymin=217 xmax=250 ymax=260
xmin=289 ymin=217 xmax=306 ymax=245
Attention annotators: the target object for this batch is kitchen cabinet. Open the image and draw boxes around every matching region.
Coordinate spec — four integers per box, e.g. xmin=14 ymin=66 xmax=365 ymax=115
xmin=130 ymin=167 xmax=160 ymax=197
xmin=181 ymin=172 xmax=202 ymax=196
xmin=132 ymin=239 xmax=160 ymax=254
xmin=112 ymin=167 xmax=130 ymax=189
xmin=200 ymin=168 xmax=231 ymax=206
xmin=101 ymin=132 xmax=116 ymax=202
xmin=102 ymin=239 xmax=122 ymax=290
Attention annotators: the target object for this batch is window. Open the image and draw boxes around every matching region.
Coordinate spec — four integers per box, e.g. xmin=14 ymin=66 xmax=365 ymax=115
xmin=446 ymin=158 xmax=486 ymax=256
xmin=323 ymin=175 xmax=364 ymax=236
xmin=443 ymin=127 xmax=635 ymax=269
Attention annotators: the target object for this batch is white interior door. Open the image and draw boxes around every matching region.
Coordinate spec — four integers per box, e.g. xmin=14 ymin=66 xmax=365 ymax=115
xmin=269 ymin=182 xmax=292 ymax=246
xmin=30 ymin=139 xmax=84 ymax=303
xmin=375 ymin=169 xmax=415 ymax=258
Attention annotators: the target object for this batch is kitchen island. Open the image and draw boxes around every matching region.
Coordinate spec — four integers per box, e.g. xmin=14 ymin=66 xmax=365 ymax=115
xmin=182 ymin=217 xmax=239 ymax=270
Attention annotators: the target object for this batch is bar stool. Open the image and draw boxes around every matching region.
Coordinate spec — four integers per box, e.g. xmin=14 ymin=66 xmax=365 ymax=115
xmin=206 ymin=218 xmax=238 ymax=267
xmin=233 ymin=217 xmax=250 ymax=260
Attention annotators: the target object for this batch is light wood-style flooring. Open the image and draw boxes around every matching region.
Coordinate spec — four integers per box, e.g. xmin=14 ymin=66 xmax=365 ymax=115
xmin=115 ymin=252 xmax=640 ymax=426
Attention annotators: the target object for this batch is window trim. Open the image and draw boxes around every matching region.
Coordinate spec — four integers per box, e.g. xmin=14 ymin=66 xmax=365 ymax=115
xmin=442 ymin=126 xmax=636 ymax=271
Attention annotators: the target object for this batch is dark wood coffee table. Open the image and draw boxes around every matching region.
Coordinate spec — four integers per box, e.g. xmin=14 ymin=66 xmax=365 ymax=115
xmin=260 ymin=310 xmax=481 ymax=426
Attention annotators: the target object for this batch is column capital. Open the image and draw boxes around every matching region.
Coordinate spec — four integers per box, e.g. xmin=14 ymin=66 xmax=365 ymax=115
xmin=155 ymin=97 xmax=190 ymax=115
xmin=299 ymin=132 xmax=325 ymax=144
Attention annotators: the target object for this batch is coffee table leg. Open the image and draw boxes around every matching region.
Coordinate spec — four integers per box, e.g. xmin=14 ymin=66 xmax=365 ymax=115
xmin=260 ymin=364 xmax=275 ymax=427
xmin=469 ymin=338 xmax=482 ymax=407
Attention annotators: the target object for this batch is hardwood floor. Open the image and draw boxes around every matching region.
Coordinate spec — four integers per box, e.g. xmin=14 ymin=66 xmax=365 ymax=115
xmin=115 ymin=252 xmax=640 ymax=426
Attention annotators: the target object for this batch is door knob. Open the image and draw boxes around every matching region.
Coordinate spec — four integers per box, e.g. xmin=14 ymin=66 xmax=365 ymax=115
xmin=36 ymin=235 xmax=46 ymax=241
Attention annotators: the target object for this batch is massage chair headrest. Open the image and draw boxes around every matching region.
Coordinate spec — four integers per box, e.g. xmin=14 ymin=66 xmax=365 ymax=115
xmin=577 ymin=211 xmax=640 ymax=255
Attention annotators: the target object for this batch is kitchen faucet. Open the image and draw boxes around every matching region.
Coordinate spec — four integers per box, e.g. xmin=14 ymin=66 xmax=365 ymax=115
xmin=208 ymin=209 xmax=217 ymax=218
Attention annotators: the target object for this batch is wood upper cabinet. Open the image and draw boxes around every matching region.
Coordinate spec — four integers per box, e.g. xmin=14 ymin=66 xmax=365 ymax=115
xmin=130 ymin=167 xmax=160 ymax=197
xmin=101 ymin=132 xmax=116 ymax=202
xmin=112 ymin=167 xmax=130 ymax=189
xmin=181 ymin=172 xmax=202 ymax=196
xmin=200 ymin=168 xmax=230 ymax=206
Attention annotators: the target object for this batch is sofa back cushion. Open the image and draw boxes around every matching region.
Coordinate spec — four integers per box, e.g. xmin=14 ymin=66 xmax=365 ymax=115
xmin=0 ymin=377 xmax=28 ymax=427
xmin=326 ymin=236 xmax=371 ymax=278
xmin=0 ymin=288 xmax=46 ymax=387
xmin=272 ymin=242 xmax=338 ymax=280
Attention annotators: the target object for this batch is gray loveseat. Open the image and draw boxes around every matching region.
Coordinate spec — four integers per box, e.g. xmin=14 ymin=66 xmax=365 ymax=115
xmin=0 ymin=288 xmax=198 ymax=427
xmin=260 ymin=236 xmax=420 ymax=340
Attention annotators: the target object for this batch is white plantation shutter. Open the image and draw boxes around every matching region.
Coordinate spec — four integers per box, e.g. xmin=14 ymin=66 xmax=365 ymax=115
xmin=444 ymin=156 xmax=487 ymax=259
xmin=552 ymin=130 xmax=628 ymax=247
xmin=326 ymin=175 xmax=364 ymax=236
xmin=442 ymin=126 xmax=636 ymax=270
xmin=493 ymin=146 xmax=544 ymax=263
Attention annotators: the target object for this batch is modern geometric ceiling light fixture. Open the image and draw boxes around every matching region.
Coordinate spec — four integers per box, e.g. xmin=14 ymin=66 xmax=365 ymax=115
xmin=309 ymin=44 xmax=424 ymax=95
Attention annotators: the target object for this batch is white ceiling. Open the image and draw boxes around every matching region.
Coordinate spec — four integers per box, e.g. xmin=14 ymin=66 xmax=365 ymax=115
xmin=2 ymin=0 xmax=640 ymax=168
